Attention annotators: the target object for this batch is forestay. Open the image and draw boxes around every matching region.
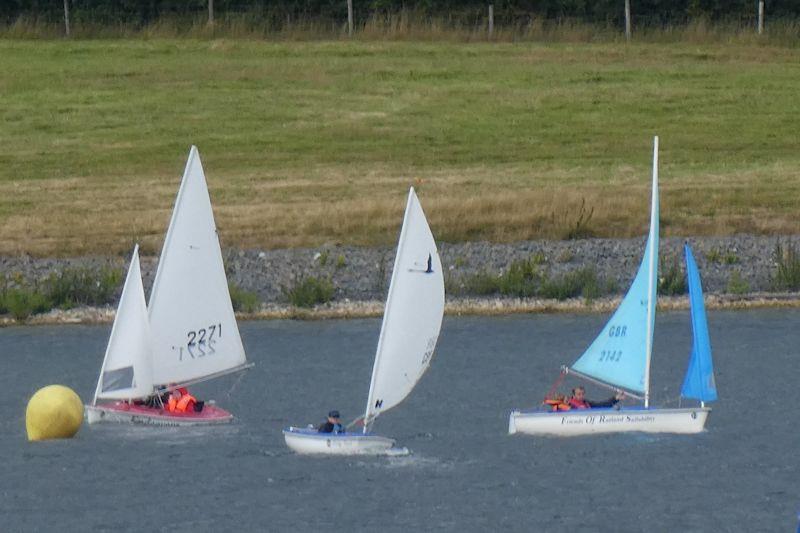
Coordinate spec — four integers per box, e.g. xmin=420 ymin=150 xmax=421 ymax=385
xmin=571 ymin=138 xmax=660 ymax=396
xmin=364 ymin=188 xmax=444 ymax=429
xmin=148 ymin=146 xmax=247 ymax=386
xmin=681 ymin=244 xmax=718 ymax=402
xmin=93 ymin=246 xmax=154 ymax=403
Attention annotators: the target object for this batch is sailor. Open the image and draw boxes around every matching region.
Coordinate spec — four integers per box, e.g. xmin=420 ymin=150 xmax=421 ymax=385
xmin=567 ymin=386 xmax=624 ymax=409
xmin=317 ymin=410 xmax=344 ymax=433
xmin=167 ymin=387 xmax=199 ymax=413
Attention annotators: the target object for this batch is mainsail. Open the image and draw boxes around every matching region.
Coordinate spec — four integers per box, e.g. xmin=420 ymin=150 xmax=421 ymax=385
xmin=680 ymin=244 xmax=718 ymax=402
xmin=148 ymin=146 xmax=248 ymax=387
xmin=93 ymin=245 xmax=154 ymax=403
xmin=363 ymin=188 xmax=445 ymax=430
xmin=571 ymin=137 xmax=659 ymax=399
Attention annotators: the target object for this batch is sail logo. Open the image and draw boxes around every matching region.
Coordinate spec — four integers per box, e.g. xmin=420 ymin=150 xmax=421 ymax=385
xmin=408 ymin=253 xmax=435 ymax=274
xmin=374 ymin=399 xmax=383 ymax=409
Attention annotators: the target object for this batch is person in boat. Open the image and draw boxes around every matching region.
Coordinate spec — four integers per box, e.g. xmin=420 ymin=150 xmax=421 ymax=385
xmin=140 ymin=390 xmax=170 ymax=409
xmin=166 ymin=387 xmax=204 ymax=413
xmin=317 ymin=410 xmax=345 ymax=434
xmin=567 ymin=386 xmax=624 ymax=409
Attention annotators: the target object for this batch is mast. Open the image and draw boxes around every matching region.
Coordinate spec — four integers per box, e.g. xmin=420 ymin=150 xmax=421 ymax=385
xmin=644 ymin=136 xmax=659 ymax=408
xmin=362 ymin=188 xmax=415 ymax=433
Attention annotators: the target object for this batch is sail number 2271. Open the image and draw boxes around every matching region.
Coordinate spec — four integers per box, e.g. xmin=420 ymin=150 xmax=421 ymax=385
xmin=176 ymin=323 xmax=222 ymax=361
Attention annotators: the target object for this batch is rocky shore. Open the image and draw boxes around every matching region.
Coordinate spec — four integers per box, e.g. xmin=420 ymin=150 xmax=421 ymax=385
xmin=2 ymin=234 xmax=800 ymax=325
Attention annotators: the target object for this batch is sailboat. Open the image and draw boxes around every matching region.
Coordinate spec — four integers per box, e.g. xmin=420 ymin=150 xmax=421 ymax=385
xmin=283 ymin=187 xmax=444 ymax=455
xmin=508 ymin=137 xmax=717 ymax=436
xmin=86 ymin=146 xmax=252 ymax=426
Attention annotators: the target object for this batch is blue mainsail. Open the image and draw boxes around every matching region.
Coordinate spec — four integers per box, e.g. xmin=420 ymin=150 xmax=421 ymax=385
xmin=571 ymin=139 xmax=659 ymax=395
xmin=680 ymin=244 xmax=718 ymax=402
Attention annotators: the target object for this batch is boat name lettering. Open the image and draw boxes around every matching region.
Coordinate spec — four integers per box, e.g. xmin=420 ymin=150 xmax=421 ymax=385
xmin=561 ymin=416 xmax=584 ymax=425
xmin=625 ymin=415 xmax=656 ymax=423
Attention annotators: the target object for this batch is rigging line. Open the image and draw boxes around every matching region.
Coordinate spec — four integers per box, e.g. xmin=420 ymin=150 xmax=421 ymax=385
xmin=543 ymin=369 xmax=567 ymax=401
xmin=224 ymin=367 xmax=247 ymax=401
xmin=563 ymin=366 xmax=646 ymax=401
xmin=346 ymin=416 xmax=365 ymax=430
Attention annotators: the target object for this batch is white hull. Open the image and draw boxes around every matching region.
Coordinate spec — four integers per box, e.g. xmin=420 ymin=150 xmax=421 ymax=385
xmin=283 ymin=427 xmax=399 ymax=456
xmin=85 ymin=404 xmax=233 ymax=427
xmin=508 ymin=407 xmax=710 ymax=436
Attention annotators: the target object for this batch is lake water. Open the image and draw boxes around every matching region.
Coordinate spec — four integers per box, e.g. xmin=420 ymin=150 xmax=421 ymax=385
xmin=0 ymin=309 xmax=797 ymax=532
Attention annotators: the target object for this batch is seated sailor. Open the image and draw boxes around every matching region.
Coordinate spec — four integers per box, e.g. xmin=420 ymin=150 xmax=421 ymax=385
xmin=166 ymin=387 xmax=204 ymax=413
xmin=567 ymin=386 xmax=624 ymax=410
xmin=317 ymin=410 xmax=344 ymax=433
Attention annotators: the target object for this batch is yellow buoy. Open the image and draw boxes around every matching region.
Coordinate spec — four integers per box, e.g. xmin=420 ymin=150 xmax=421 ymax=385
xmin=26 ymin=385 xmax=83 ymax=441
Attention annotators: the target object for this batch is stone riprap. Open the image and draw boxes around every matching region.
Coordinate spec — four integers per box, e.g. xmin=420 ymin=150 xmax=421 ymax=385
xmin=1 ymin=235 xmax=799 ymax=310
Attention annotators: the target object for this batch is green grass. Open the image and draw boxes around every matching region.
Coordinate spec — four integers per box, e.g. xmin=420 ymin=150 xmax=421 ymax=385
xmin=283 ymin=276 xmax=335 ymax=307
xmin=228 ymin=282 xmax=261 ymax=313
xmin=771 ymin=241 xmax=800 ymax=291
xmin=1 ymin=39 xmax=799 ymax=256
xmin=451 ymin=256 xmax=611 ymax=301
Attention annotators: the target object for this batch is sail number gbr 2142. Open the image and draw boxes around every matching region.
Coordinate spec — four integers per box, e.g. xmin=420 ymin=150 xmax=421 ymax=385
xmin=175 ymin=323 xmax=222 ymax=361
xmin=598 ymin=324 xmax=626 ymax=363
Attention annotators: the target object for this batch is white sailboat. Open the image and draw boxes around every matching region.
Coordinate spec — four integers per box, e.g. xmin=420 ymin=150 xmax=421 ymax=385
xmin=86 ymin=146 xmax=252 ymax=426
xmin=508 ymin=137 xmax=717 ymax=436
xmin=283 ymin=187 xmax=444 ymax=455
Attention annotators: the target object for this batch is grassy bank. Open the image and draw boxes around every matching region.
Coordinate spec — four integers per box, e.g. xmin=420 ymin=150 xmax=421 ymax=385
xmin=1 ymin=39 xmax=799 ymax=257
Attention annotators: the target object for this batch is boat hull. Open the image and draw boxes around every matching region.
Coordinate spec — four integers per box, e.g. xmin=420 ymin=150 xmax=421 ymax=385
xmin=283 ymin=427 xmax=397 ymax=456
xmin=508 ymin=406 xmax=710 ymax=436
xmin=85 ymin=401 xmax=234 ymax=427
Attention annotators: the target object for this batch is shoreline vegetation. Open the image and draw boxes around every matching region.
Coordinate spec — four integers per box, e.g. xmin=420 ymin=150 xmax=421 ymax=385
xmin=6 ymin=292 xmax=800 ymax=327
xmin=3 ymin=235 xmax=800 ymax=325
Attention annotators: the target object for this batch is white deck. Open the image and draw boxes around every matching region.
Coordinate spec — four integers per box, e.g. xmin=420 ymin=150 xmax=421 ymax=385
xmin=508 ymin=407 xmax=710 ymax=436
xmin=283 ymin=427 xmax=399 ymax=456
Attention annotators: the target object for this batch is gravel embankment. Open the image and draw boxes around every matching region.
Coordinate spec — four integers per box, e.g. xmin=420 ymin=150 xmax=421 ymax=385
xmin=2 ymin=234 xmax=800 ymax=324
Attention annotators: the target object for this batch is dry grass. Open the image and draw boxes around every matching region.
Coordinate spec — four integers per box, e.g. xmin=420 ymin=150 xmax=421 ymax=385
xmin=0 ymin=39 xmax=799 ymax=257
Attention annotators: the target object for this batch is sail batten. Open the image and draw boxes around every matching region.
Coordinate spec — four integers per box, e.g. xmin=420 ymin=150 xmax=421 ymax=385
xmin=570 ymin=137 xmax=659 ymax=396
xmin=363 ymin=188 xmax=444 ymax=431
xmin=681 ymin=244 xmax=718 ymax=402
xmin=148 ymin=146 xmax=248 ymax=387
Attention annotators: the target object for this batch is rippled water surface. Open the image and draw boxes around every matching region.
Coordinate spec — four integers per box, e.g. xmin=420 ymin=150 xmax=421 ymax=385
xmin=1 ymin=310 xmax=797 ymax=531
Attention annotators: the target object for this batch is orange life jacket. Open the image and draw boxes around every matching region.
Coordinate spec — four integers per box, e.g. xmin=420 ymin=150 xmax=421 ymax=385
xmin=544 ymin=397 xmax=571 ymax=411
xmin=176 ymin=393 xmax=197 ymax=413
xmin=166 ymin=388 xmax=196 ymax=413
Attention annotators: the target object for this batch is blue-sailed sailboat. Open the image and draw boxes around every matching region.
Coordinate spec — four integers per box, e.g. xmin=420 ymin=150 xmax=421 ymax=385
xmin=509 ymin=137 xmax=717 ymax=436
xmin=681 ymin=243 xmax=718 ymax=405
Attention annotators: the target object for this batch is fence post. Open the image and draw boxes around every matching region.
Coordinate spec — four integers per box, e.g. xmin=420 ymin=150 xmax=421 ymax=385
xmin=208 ymin=0 xmax=215 ymax=27
xmin=757 ymin=0 xmax=765 ymax=35
xmin=488 ymin=4 xmax=494 ymax=38
xmin=347 ymin=0 xmax=354 ymax=37
xmin=63 ymin=0 xmax=70 ymax=38
xmin=624 ymin=0 xmax=631 ymax=41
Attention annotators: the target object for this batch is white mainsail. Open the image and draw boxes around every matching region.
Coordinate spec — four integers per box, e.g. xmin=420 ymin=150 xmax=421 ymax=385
xmin=148 ymin=146 xmax=248 ymax=387
xmin=93 ymin=245 xmax=154 ymax=403
xmin=363 ymin=188 xmax=445 ymax=430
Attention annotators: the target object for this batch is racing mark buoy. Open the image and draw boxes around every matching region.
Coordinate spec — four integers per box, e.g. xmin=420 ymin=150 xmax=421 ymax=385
xmin=26 ymin=385 xmax=83 ymax=441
